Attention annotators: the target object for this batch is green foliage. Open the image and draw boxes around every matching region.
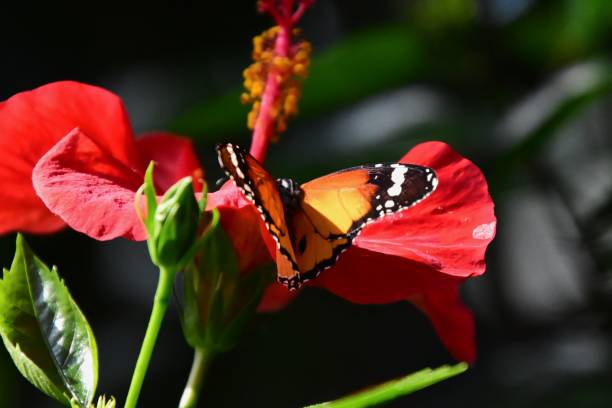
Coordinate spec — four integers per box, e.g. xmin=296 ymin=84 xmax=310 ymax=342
xmin=171 ymin=26 xmax=425 ymax=139
xmin=492 ymin=60 xmax=612 ymax=182
xmin=507 ymin=0 xmax=612 ymax=67
xmin=411 ymin=0 xmax=477 ymax=30
xmin=306 ymin=363 xmax=468 ymax=408
xmin=0 ymin=234 xmax=98 ymax=407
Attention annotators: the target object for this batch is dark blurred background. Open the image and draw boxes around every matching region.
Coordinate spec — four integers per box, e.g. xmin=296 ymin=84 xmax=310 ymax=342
xmin=2 ymin=0 xmax=612 ymax=406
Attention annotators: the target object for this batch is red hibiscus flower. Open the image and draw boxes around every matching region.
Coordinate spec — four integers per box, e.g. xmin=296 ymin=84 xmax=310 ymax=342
xmin=0 ymin=81 xmax=283 ymax=307
xmin=0 ymin=81 xmax=495 ymax=362
xmin=0 ymin=81 xmax=201 ymax=240
xmin=311 ymin=141 xmax=496 ymax=363
xmin=213 ymin=141 xmax=496 ymax=362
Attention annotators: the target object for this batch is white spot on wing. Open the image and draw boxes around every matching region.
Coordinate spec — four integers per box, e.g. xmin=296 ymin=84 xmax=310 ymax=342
xmin=226 ymin=145 xmax=239 ymax=167
xmin=387 ymin=166 xmax=408 ymax=197
xmin=384 ymin=200 xmax=395 ymax=208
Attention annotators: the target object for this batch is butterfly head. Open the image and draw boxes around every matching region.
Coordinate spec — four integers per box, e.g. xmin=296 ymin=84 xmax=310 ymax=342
xmin=277 ymin=177 xmax=303 ymax=212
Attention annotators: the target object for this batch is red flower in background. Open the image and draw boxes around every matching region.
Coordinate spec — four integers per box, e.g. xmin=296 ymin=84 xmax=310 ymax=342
xmin=0 ymin=81 xmax=201 ymax=239
xmin=0 ymin=81 xmax=284 ymax=308
xmin=213 ymin=141 xmax=496 ymax=362
xmin=0 ymin=81 xmax=495 ymax=362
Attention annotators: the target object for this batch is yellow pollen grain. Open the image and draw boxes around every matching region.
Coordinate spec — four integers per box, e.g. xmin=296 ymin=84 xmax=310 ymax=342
xmin=293 ymin=63 xmax=306 ymax=76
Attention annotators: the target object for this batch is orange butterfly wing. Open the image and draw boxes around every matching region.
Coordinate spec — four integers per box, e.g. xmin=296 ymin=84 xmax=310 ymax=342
xmin=216 ymin=143 xmax=300 ymax=277
xmin=216 ymin=144 xmax=438 ymax=289
xmin=293 ymin=164 xmax=437 ymax=283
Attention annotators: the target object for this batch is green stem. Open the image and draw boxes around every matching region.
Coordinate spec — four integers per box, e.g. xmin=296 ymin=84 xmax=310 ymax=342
xmin=124 ymin=267 xmax=175 ymax=408
xmin=179 ymin=348 xmax=214 ymax=408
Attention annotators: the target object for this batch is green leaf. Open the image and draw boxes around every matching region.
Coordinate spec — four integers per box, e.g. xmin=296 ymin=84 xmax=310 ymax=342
xmin=0 ymin=234 xmax=98 ymax=407
xmin=170 ymin=26 xmax=425 ymax=139
xmin=305 ymin=363 xmax=468 ymax=408
xmin=493 ymin=60 xmax=612 ymax=178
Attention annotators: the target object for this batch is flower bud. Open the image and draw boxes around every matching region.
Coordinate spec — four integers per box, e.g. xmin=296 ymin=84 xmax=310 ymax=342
xmin=182 ymin=219 xmax=274 ymax=352
xmin=140 ymin=162 xmax=205 ymax=271
xmin=152 ymin=177 xmax=200 ymax=270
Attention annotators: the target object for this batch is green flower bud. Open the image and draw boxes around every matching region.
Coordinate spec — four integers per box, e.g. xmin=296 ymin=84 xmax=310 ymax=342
xmin=152 ymin=177 xmax=200 ymax=270
xmin=141 ymin=162 xmax=205 ymax=271
xmin=181 ymin=218 xmax=274 ymax=353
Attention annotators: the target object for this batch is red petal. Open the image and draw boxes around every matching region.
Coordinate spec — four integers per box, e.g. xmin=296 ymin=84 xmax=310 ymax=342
xmin=0 ymin=200 xmax=66 ymax=235
xmin=356 ymin=141 xmax=496 ymax=278
xmin=408 ymin=286 xmax=476 ymax=363
xmin=0 ymin=81 xmax=138 ymax=234
xmin=32 ymin=129 xmax=147 ymax=241
xmin=311 ymin=246 xmax=463 ymax=304
xmin=312 ymin=246 xmax=475 ymax=361
xmin=309 ymin=141 xmax=491 ymax=359
xmin=257 ymin=282 xmax=299 ymax=313
xmin=135 ymin=132 xmax=204 ymax=192
xmin=207 ymin=183 xmax=274 ymax=273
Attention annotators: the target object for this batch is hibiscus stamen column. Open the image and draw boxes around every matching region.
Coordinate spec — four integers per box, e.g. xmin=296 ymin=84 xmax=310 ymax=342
xmin=242 ymin=0 xmax=313 ymax=162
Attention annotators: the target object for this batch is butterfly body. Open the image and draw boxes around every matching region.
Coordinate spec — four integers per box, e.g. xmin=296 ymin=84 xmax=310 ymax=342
xmin=277 ymin=178 xmax=304 ymax=212
xmin=216 ymin=143 xmax=438 ymax=290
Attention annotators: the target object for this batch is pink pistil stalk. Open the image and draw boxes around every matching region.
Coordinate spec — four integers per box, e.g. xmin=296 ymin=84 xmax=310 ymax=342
xmin=249 ymin=26 xmax=290 ymax=162
xmin=247 ymin=0 xmax=313 ymax=162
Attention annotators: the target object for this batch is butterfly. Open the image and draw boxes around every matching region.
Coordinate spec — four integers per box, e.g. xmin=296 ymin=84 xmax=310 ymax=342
xmin=216 ymin=143 xmax=438 ymax=290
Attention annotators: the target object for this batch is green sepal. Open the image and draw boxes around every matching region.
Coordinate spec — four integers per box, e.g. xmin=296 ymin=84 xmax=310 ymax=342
xmin=197 ymin=180 xmax=209 ymax=214
xmin=143 ymin=161 xmax=158 ymax=231
xmin=181 ymin=222 xmax=272 ymax=353
xmin=305 ymin=363 xmax=469 ymax=408
xmin=182 ymin=222 xmax=237 ymax=350
xmin=144 ymin=162 xmax=159 ymax=265
xmin=70 ymin=395 xmax=116 ymax=408
xmin=0 ymin=234 xmax=98 ymax=407
xmin=217 ymin=263 xmax=275 ymax=349
xmin=94 ymin=395 xmax=116 ymax=408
